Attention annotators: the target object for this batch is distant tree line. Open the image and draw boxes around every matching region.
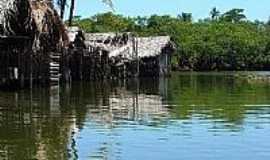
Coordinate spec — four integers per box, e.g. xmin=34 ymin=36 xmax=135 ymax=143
xmin=69 ymin=7 xmax=270 ymax=71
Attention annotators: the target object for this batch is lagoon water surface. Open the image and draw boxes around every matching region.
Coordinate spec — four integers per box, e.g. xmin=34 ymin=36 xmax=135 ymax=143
xmin=0 ymin=72 xmax=270 ymax=160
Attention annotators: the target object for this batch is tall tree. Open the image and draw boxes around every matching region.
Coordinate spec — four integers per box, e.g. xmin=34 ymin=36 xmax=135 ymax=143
xmin=210 ymin=7 xmax=220 ymax=20
xmin=68 ymin=0 xmax=75 ymax=26
xmin=102 ymin=0 xmax=114 ymax=11
xmin=57 ymin=0 xmax=67 ymax=19
xmin=221 ymin=8 xmax=246 ymax=23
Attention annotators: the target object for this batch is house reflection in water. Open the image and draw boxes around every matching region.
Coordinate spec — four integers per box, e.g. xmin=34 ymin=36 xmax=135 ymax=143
xmin=85 ymin=80 xmax=169 ymax=124
xmin=2 ymin=74 xmax=270 ymax=159
xmin=0 ymin=78 xmax=168 ymax=159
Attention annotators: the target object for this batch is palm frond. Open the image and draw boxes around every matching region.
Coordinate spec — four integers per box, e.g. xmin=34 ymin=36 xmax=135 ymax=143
xmin=101 ymin=0 xmax=114 ymax=11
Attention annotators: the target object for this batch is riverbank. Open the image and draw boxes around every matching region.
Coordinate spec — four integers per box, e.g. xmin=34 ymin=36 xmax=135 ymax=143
xmin=171 ymin=71 xmax=270 ymax=84
xmin=173 ymin=55 xmax=270 ymax=71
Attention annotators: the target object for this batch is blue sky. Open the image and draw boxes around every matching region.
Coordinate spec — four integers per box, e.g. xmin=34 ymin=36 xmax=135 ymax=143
xmin=69 ymin=0 xmax=270 ymax=21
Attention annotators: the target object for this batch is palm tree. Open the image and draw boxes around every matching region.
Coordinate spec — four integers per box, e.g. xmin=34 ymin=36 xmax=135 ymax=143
xmin=221 ymin=8 xmax=246 ymax=23
xmin=57 ymin=0 xmax=67 ymax=20
xmin=210 ymin=7 xmax=220 ymax=20
xmin=68 ymin=0 xmax=114 ymax=26
xmin=68 ymin=0 xmax=75 ymax=26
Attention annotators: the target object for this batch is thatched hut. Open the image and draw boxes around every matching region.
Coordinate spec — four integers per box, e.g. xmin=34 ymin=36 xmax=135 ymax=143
xmin=83 ymin=32 xmax=175 ymax=77
xmin=66 ymin=29 xmax=175 ymax=79
xmin=136 ymin=36 xmax=175 ymax=76
xmin=0 ymin=0 xmax=68 ymax=51
xmin=0 ymin=0 xmax=68 ymax=88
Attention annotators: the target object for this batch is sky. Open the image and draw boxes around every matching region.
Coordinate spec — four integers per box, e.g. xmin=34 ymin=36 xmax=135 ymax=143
xmin=69 ymin=0 xmax=270 ymax=22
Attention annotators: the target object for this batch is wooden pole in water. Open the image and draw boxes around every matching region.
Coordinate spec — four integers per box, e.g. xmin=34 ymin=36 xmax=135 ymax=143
xmin=80 ymin=49 xmax=83 ymax=80
xmin=136 ymin=37 xmax=139 ymax=77
xmin=19 ymin=45 xmax=25 ymax=88
xmin=29 ymin=40 xmax=33 ymax=89
xmin=5 ymin=49 xmax=9 ymax=84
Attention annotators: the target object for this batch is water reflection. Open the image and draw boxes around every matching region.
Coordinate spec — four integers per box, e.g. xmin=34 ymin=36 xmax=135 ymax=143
xmin=0 ymin=73 xmax=270 ymax=160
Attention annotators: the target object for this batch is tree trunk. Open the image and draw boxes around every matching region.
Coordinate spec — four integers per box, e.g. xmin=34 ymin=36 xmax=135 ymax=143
xmin=60 ymin=0 xmax=67 ymax=20
xmin=68 ymin=0 xmax=75 ymax=26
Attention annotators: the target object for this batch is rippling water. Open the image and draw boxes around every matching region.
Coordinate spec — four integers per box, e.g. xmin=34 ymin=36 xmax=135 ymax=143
xmin=0 ymin=72 xmax=270 ymax=160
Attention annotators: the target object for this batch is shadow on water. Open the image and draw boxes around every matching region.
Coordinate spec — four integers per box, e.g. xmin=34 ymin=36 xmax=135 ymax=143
xmin=0 ymin=72 xmax=270 ymax=159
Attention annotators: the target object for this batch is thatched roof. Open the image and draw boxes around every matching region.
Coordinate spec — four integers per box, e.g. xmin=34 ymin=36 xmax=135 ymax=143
xmin=68 ymin=31 xmax=173 ymax=59
xmin=0 ymin=0 xmax=33 ymax=36
xmin=137 ymin=36 xmax=171 ymax=58
xmin=0 ymin=0 xmax=68 ymax=52
xmin=84 ymin=32 xmax=131 ymax=42
xmin=84 ymin=32 xmax=134 ymax=58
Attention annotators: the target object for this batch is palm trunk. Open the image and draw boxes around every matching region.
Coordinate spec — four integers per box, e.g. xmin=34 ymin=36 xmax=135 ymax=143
xmin=59 ymin=0 xmax=67 ymax=20
xmin=68 ymin=0 xmax=75 ymax=26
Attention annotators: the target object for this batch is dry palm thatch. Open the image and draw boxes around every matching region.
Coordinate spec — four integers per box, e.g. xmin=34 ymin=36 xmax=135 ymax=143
xmin=0 ymin=0 xmax=68 ymax=52
xmin=0 ymin=0 xmax=33 ymax=36
xmin=30 ymin=0 xmax=69 ymax=52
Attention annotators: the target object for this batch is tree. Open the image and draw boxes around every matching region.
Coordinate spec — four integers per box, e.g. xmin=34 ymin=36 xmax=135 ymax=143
xmin=91 ymin=12 xmax=134 ymax=32
xmin=210 ymin=7 xmax=220 ymax=20
xmin=135 ymin=16 xmax=148 ymax=27
xmin=56 ymin=0 xmax=67 ymax=19
xmin=267 ymin=17 xmax=270 ymax=26
xmin=102 ymin=0 xmax=114 ymax=11
xmin=68 ymin=0 xmax=114 ymax=26
xmin=73 ymin=11 xmax=270 ymax=70
xmin=221 ymin=8 xmax=246 ymax=23
xmin=68 ymin=0 xmax=75 ymax=26
xmin=178 ymin=12 xmax=192 ymax=22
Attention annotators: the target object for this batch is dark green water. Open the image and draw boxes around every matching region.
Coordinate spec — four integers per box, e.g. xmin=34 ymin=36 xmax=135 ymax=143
xmin=0 ymin=72 xmax=270 ymax=160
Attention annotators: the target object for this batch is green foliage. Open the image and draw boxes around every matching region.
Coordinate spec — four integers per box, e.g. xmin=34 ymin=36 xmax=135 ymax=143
xmin=177 ymin=12 xmax=193 ymax=22
xmin=72 ymin=9 xmax=270 ymax=71
xmin=220 ymin=8 xmax=247 ymax=23
xmin=72 ymin=12 xmax=135 ymax=32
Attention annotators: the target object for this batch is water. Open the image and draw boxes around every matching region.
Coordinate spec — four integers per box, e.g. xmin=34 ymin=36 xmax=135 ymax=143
xmin=0 ymin=72 xmax=270 ymax=160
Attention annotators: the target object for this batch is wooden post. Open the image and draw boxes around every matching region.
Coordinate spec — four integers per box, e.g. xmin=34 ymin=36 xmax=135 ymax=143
xmin=7 ymin=48 xmax=10 ymax=86
xmin=80 ymin=49 xmax=83 ymax=80
xmin=29 ymin=40 xmax=33 ymax=89
xmin=124 ymin=63 xmax=126 ymax=79
xmin=136 ymin=37 xmax=139 ymax=77
xmin=20 ymin=46 xmax=25 ymax=88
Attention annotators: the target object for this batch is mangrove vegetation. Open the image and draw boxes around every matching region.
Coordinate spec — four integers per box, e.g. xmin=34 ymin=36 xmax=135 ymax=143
xmin=70 ymin=8 xmax=270 ymax=71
